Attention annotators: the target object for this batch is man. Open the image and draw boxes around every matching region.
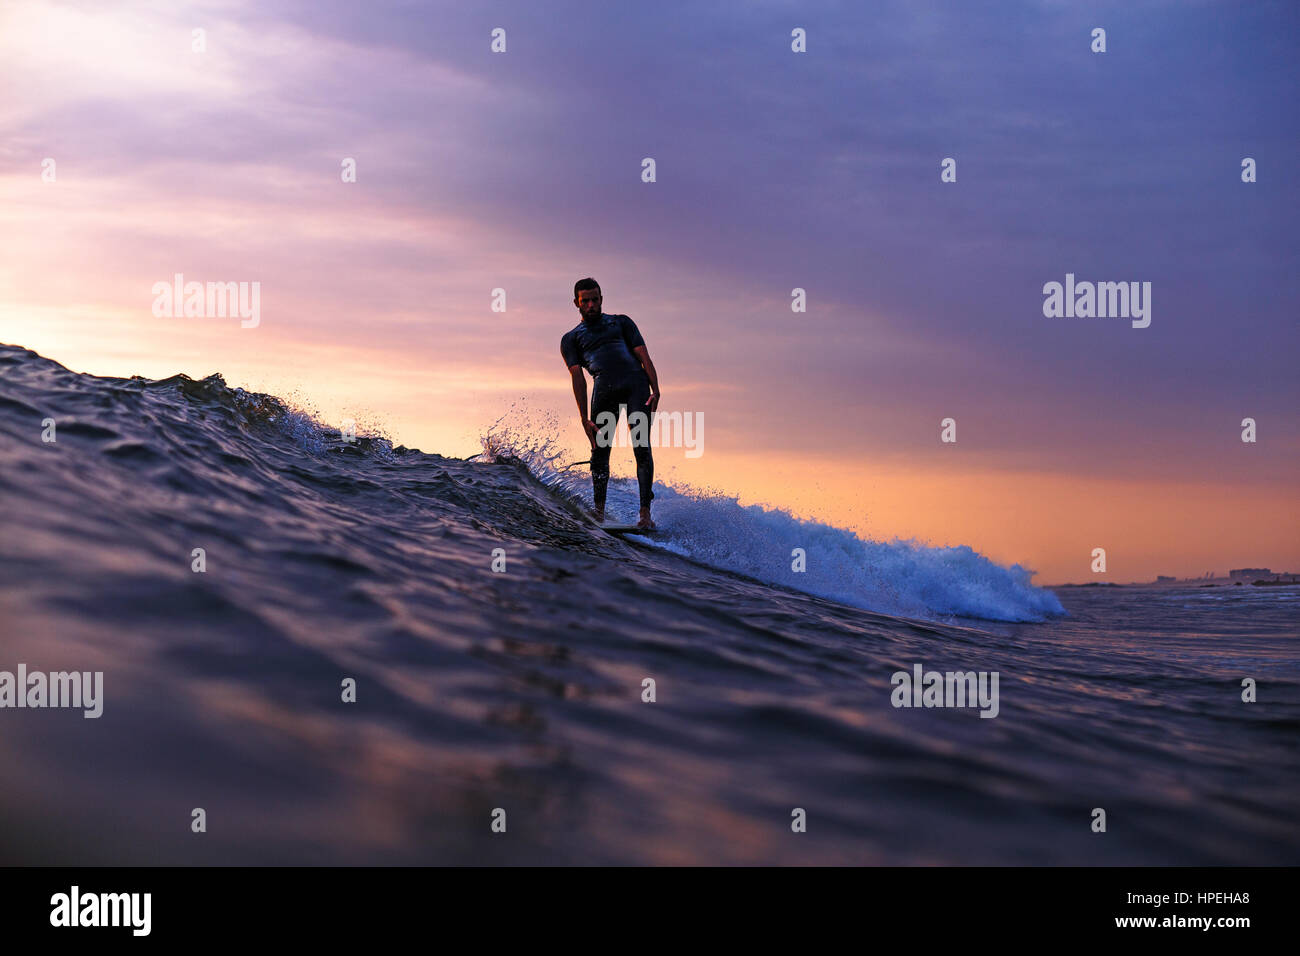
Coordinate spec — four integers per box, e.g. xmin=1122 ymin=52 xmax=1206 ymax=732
xmin=560 ymin=278 xmax=661 ymax=529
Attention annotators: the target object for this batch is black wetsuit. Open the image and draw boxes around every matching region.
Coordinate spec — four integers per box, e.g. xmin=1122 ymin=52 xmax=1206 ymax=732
xmin=560 ymin=313 xmax=654 ymax=510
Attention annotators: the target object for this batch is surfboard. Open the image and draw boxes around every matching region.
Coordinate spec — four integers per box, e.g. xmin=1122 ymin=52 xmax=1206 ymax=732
xmin=598 ymin=525 xmax=661 ymax=536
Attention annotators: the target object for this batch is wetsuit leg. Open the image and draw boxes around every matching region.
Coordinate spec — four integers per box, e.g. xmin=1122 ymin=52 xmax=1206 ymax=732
xmin=625 ymin=379 xmax=655 ymax=509
xmin=589 ymin=384 xmax=617 ymax=511
xmin=590 ymin=378 xmax=655 ymax=512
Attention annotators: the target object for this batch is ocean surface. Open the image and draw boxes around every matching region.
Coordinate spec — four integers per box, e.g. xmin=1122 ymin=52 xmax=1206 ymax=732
xmin=0 ymin=343 xmax=1295 ymax=865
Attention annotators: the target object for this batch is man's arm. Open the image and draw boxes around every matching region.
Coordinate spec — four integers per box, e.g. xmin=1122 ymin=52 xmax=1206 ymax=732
xmin=568 ymin=364 xmax=599 ymax=449
xmin=632 ymin=345 xmax=660 ymax=413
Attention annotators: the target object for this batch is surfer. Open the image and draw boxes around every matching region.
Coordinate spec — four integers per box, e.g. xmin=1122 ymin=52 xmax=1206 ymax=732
xmin=561 ymin=278 xmax=661 ymax=529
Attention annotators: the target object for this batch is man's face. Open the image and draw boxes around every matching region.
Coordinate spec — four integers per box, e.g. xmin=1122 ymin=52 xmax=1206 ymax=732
xmin=576 ymin=290 xmax=601 ymax=320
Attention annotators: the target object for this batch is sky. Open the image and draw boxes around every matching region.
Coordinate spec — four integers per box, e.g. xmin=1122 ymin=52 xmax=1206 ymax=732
xmin=1 ymin=0 xmax=1297 ymax=586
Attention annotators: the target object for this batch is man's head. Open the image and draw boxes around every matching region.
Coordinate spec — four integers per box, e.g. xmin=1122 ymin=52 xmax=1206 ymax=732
xmin=574 ymin=277 xmax=601 ymax=321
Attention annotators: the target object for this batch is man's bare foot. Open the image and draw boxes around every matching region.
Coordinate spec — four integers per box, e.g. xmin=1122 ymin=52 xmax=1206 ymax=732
xmin=636 ymin=508 xmax=655 ymax=530
xmin=593 ymin=508 xmax=605 ymax=524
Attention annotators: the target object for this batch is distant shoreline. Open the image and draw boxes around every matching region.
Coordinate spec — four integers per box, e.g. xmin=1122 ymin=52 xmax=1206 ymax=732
xmin=1053 ymin=579 xmax=1300 ymax=589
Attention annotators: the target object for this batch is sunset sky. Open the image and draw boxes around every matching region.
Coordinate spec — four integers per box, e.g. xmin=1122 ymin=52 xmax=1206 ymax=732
xmin=2 ymin=0 xmax=1296 ymax=586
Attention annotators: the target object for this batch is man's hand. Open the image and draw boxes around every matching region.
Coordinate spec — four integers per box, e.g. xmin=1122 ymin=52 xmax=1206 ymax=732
xmin=582 ymin=418 xmax=599 ymax=449
xmin=632 ymin=346 xmax=661 ymax=413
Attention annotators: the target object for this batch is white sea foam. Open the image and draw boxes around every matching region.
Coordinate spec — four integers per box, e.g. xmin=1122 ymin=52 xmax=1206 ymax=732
xmin=482 ymin=425 xmax=1066 ymax=624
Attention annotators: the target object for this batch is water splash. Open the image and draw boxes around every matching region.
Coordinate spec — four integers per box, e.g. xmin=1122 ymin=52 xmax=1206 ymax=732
xmin=477 ymin=422 xmax=1066 ymax=624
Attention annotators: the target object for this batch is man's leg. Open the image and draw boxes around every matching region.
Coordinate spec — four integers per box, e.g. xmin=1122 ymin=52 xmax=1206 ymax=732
xmin=627 ymin=385 xmax=655 ymax=527
xmin=589 ymin=386 xmax=615 ymax=519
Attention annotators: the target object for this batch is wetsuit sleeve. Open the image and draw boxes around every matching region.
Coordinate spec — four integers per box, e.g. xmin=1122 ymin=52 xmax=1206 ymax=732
xmin=560 ymin=331 xmax=583 ymax=370
xmin=618 ymin=314 xmax=646 ymax=350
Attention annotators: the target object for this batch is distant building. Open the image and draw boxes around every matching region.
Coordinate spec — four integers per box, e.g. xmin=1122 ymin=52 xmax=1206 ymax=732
xmin=1230 ymin=568 xmax=1271 ymax=579
xmin=1156 ymin=575 xmax=1176 ymax=583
